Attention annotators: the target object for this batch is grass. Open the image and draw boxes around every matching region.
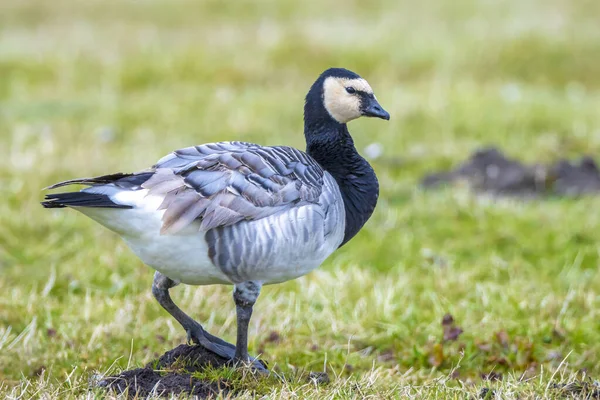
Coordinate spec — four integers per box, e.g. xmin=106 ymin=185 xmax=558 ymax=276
xmin=2 ymin=0 xmax=600 ymax=398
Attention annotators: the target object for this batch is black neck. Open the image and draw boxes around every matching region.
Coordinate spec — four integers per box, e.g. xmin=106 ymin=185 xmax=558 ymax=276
xmin=304 ymin=102 xmax=379 ymax=247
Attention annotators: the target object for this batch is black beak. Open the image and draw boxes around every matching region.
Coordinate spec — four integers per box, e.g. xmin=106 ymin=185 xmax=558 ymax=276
xmin=362 ymin=98 xmax=390 ymax=120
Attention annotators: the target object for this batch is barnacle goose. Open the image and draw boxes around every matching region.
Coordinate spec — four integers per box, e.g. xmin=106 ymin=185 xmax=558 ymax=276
xmin=42 ymin=68 xmax=390 ymax=371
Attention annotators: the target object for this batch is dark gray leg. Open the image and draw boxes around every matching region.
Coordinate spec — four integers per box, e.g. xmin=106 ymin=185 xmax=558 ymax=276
xmin=233 ymin=281 xmax=262 ymax=362
xmin=152 ymin=272 xmax=267 ymax=372
xmin=151 ymin=271 xmax=235 ymax=358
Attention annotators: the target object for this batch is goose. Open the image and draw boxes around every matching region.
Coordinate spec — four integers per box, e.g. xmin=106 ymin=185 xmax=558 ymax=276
xmin=42 ymin=67 xmax=390 ymax=371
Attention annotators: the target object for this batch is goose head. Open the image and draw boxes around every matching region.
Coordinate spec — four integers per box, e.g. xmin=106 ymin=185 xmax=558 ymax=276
xmin=305 ymin=68 xmax=390 ymax=127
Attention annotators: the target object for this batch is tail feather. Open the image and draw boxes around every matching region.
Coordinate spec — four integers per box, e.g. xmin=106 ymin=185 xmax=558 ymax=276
xmin=44 ymin=172 xmax=153 ymax=190
xmin=42 ymin=172 xmax=154 ymax=209
xmin=41 ymin=192 xmax=132 ymax=209
xmin=44 ymin=173 xmax=132 ymax=190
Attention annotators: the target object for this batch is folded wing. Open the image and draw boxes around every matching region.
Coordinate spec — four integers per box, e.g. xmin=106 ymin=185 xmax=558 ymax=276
xmin=143 ymin=141 xmax=325 ymax=234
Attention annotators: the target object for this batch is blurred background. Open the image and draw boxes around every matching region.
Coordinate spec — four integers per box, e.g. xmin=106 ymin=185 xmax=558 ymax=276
xmin=1 ymin=0 xmax=600 ymax=394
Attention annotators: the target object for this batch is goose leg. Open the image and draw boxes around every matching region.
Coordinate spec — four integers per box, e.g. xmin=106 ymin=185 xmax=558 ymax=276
xmin=233 ymin=281 xmax=262 ymax=363
xmin=151 ymin=271 xmax=234 ymax=356
xmin=152 ymin=272 xmax=268 ymax=372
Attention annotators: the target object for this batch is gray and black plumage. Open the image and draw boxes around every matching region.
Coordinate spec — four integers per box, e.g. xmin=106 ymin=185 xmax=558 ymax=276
xmin=42 ymin=67 xmax=390 ymax=371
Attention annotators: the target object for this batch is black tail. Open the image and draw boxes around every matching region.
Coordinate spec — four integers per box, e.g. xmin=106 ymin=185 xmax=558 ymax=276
xmin=41 ymin=172 xmax=153 ymax=209
xmin=44 ymin=172 xmax=153 ymax=190
xmin=41 ymin=192 xmax=132 ymax=209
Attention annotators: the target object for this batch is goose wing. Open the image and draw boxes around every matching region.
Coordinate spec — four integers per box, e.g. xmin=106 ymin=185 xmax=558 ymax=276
xmin=143 ymin=141 xmax=326 ymax=234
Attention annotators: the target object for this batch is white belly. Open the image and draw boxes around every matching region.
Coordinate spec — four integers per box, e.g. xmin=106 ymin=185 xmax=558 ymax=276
xmin=80 ymin=206 xmax=231 ymax=285
xmin=126 ymin=232 xmax=232 ymax=286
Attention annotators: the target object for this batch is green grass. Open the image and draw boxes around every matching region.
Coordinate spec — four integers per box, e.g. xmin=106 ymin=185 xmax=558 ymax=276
xmin=2 ymin=0 xmax=600 ymax=398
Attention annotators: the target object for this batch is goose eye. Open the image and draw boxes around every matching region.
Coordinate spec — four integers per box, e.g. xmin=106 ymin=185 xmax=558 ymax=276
xmin=345 ymin=87 xmax=356 ymax=94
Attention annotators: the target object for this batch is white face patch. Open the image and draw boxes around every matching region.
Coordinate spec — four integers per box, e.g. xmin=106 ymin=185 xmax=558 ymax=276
xmin=323 ymin=77 xmax=374 ymax=123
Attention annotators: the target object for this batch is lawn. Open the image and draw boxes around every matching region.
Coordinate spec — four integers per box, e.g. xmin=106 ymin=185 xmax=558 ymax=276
xmin=1 ymin=0 xmax=600 ymax=398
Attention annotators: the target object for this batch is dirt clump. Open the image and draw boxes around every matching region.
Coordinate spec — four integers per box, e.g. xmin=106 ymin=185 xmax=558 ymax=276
xmin=551 ymin=381 xmax=600 ymax=398
xmin=421 ymin=147 xmax=600 ymax=198
xmin=97 ymin=345 xmax=233 ymax=398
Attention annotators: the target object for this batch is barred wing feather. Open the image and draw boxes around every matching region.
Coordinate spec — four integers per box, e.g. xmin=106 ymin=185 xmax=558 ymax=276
xmin=143 ymin=141 xmax=326 ymax=234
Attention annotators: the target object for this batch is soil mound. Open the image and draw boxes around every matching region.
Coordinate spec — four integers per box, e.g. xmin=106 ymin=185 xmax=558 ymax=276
xmin=421 ymin=147 xmax=600 ymax=197
xmin=97 ymin=345 xmax=234 ymax=398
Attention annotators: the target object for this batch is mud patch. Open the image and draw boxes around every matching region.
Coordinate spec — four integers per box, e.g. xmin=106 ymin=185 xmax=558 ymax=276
xmin=421 ymin=147 xmax=600 ymax=198
xmin=98 ymin=344 xmax=327 ymax=398
xmin=98 ymin=345 xmax=234 ymax=398
xmin=551 ymin=381 xmax=600 ymax=398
